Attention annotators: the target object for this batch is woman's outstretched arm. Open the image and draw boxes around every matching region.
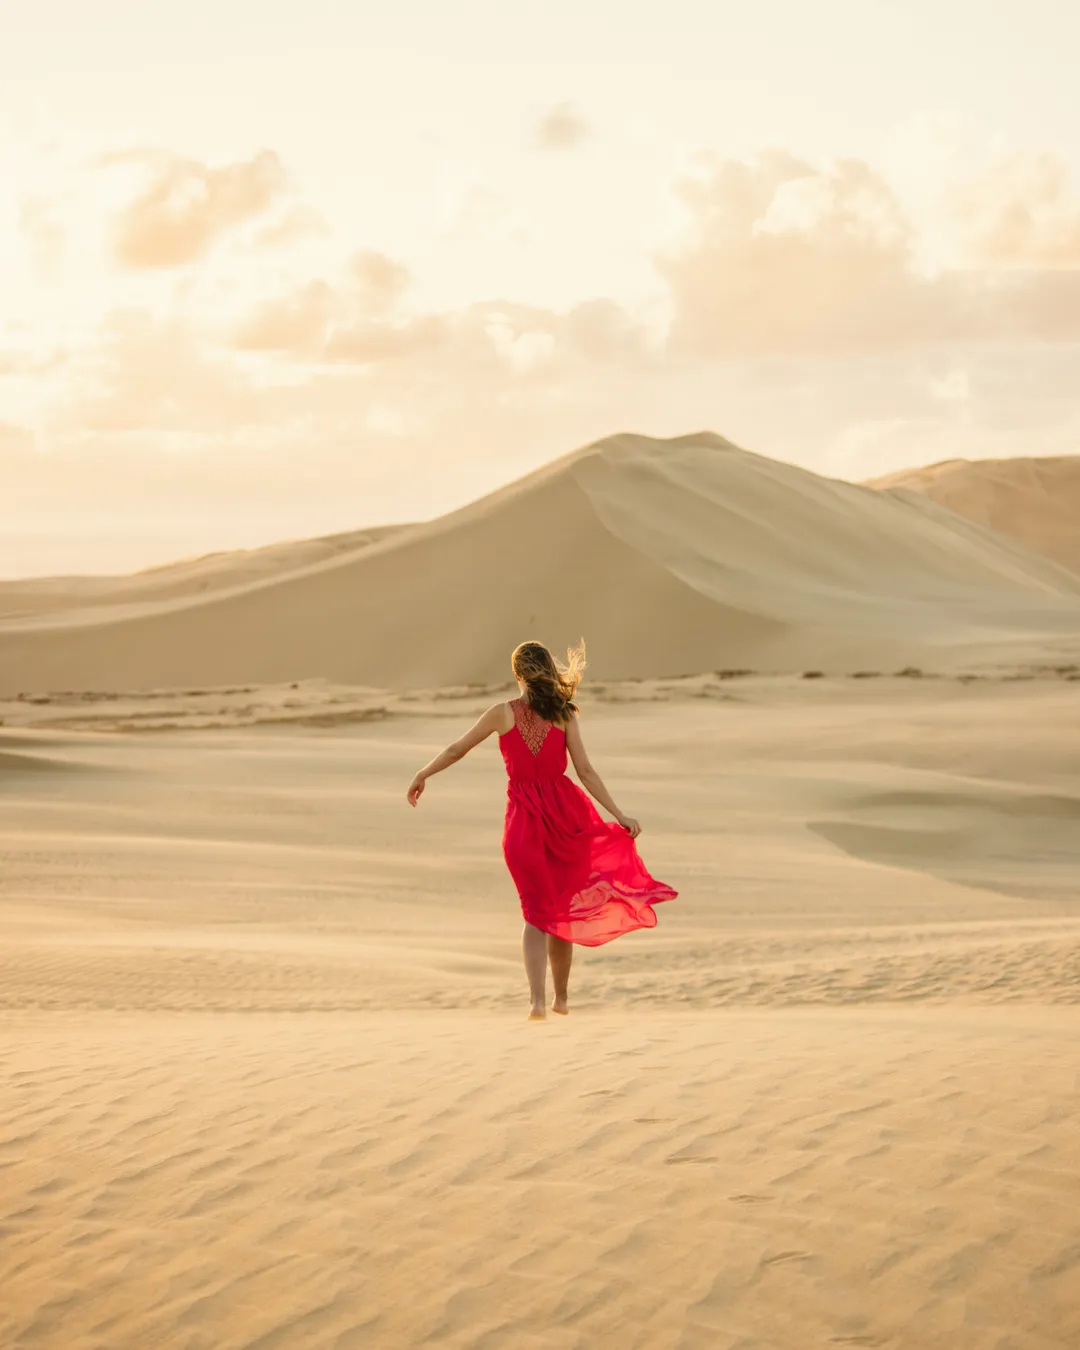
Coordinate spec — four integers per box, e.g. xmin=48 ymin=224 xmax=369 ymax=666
xmin=406 ymin=703 xmax=510 ymax=806
xmin=563 ymin=715 xmax=641 ymax=838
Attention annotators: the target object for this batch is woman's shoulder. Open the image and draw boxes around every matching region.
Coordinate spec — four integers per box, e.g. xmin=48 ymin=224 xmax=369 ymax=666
xmin=489 ymin=699 xmax=517 ymax=736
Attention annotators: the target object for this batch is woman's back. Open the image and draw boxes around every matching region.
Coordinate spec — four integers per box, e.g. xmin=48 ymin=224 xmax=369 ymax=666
xmin=499 ymin=697 xmax=567 ymax=782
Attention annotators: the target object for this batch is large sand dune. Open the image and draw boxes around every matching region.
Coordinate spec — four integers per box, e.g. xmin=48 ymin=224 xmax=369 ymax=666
xmin=3 ymin=432 xmax=1080 ymax=693
xmin=871 ymin=455 xmax=1080 ymax=575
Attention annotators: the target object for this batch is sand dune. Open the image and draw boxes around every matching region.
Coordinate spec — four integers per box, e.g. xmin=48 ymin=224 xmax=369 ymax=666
xmin=3 ymin=432 xmax=1080 ymax=694
xmin=3 ymin=678 xmax=1080 ymax=1348
xmin=0 ymin=523 xmax=410 ymax=621
xmin=871 ymin=455 xmax=1080 ymax=575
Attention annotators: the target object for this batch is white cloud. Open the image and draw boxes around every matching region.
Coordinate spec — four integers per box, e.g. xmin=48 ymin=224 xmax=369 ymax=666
xmin=659 ymin=150 xmax=1080 ymax=357
xmin=107 ymin=149 xmax=288 ymax=269
xmin=534 ymin=104 xmax=590 ymax=152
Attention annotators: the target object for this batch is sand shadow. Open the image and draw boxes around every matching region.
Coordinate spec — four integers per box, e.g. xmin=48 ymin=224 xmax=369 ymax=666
xmin=809 ymin=788 xmax=1080 ymax=902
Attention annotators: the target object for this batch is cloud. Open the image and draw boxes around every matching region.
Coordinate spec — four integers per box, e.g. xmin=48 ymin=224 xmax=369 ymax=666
xmin=948 ymin=150 xmax=1080 ymax=267
xmin=232 ymin=253 xmax=422 ymax=360
xmin=232 ymin=281 xmax=336 ymax=355
xmin=110 ymin=149 xmax=287 ymax=269
xmin=350 ymin=251 xmax=411 ymax=316
xmin=0 ymin=420 xmax=35 ymax=452
xmin=660 ymin=152 xmax=945 ymax=357
xmin=59 ymin=286 xmax=652 ymax=466
xmin=534 ymin=103 xmax=590 ymax=152
xmin=231 ymin=280 xmax=653 ymax=379
xmin=0 ymin=342 xmax=68 ymax=378
xmin=432 ymin=167 xmax=529 ymax=243
xmin=323 ymin=315 xmax=449 ymax=365
xmin=67 ymin=311 xmax=261 ymax=436
xmin=18 ymin=196 xmax=67 ymax=277
xmin=659 ymin=151 xmax=1080 ymax=358
xmin=255 ymin=205 xmax=330 ymax=249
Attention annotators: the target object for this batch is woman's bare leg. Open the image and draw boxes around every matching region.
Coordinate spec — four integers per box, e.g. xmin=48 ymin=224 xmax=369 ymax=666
xmin=547 ymin=935 xmax=573 ymax=1014
xmin=522 ymin=923 xmax=548 ymax=1020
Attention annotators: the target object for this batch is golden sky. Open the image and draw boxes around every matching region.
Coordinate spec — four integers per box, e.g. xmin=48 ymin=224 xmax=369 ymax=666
xmin=2 ymin=0 xmax=1079 ymax=574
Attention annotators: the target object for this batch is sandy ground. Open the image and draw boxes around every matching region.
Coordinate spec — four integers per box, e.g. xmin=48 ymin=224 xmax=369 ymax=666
xmin=3 ymin=1009 xmax=1078 ymax=1350
xmin=3 ymin=675 xmax=1080 ymax=1348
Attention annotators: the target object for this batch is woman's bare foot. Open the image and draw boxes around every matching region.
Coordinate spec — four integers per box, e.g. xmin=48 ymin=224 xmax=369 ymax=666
xmin=546 ymin=935 xmax=572 ymax=1017
xmin=528 ymin=1004 xmax=547 ymax=1021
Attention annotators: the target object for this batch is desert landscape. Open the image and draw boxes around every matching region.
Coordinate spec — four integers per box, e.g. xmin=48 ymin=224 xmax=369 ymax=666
xmin=3 ymin=432 xmax=1080 ymax=1348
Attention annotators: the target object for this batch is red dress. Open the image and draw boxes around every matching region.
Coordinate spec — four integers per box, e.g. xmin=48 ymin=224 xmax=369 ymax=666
xmin=499 ymin=698 xmax=677 ymax=946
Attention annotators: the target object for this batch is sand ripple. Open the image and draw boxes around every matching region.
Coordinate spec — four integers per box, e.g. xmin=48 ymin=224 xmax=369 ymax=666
xmin=2 ymin=1010 xmax=1079 ymax=1349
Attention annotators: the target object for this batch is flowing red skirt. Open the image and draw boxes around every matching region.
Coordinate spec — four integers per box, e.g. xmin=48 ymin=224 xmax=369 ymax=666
xmin=502 ymin=776 xmax=677 ymax=946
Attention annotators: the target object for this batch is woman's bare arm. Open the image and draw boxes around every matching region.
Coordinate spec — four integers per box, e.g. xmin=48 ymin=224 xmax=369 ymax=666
xmin=563 ymin=715 xmax=641 ymax=838
xmin=406 ymin=703 xmax=512 ymax=806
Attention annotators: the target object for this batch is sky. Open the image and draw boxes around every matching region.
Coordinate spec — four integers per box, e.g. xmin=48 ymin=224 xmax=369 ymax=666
xmin=2 ymin=0 xmax=1079 ymax=574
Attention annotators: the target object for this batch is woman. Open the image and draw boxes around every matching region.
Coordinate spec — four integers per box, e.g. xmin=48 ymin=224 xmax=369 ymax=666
xmin=406 ymin=640 xmax=676 ymax=1020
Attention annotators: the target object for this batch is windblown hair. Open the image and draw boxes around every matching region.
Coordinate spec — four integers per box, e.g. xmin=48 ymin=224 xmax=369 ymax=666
xmin=511 ymin=639 xmax=586 ymax=723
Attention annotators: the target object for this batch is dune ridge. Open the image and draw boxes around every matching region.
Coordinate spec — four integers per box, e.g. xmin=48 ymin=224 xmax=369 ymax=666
xmin=0 ymin=523 xmax=411 ymax=621
xmin=3 ymin=433 xmax=1080 ymax=694
xmin=871 ymin=455 xmax=1080 ymax=575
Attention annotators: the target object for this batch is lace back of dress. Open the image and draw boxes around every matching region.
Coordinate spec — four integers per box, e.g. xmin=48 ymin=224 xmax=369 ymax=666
xmin=512 ymin=698 xmax=551 ymax=756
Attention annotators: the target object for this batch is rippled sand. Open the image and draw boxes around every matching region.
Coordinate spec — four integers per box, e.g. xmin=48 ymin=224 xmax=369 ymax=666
xmin=3 ymin=675 xmax=1079 ymax=1347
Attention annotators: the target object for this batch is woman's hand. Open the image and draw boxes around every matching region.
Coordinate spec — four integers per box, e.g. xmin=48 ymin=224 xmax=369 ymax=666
xmin=406 ymin=775 xmax=426 ymax=807
xmin=617 ymin=814 xmax=642 ymax=839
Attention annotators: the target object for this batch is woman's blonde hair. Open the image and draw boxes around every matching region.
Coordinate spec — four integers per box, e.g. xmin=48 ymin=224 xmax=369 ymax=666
xmin=511 ymin=639 xmax=586 ymax=723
